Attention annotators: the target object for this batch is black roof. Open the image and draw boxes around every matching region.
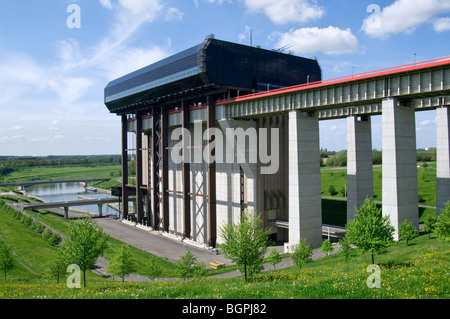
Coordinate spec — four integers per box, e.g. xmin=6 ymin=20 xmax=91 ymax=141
xmin=104 ymin=36 xmax=321 ymax=114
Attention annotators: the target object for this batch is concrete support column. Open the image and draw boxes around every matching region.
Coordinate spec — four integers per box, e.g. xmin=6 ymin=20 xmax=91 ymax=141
xmin=64 ymin=206 xmax=69 ymax=219
xmin=437 ymin=106 xmax=450 ymax=215
xmin=347 ymin=115 xmax=374 ymax=222
xmin=382 ymin=98 xmax=419 ymax=240
xmin=97 ymin=204 xmax=103 ymax=217
xmin=288 ymin=110 xmax=322 ymax=249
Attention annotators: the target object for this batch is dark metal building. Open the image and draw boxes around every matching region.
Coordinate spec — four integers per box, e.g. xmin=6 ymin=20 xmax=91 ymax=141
xmin=105 ymin=36 xmax=321 ymax=114
xmin=105 ymin=36 xmax=322 ymax=247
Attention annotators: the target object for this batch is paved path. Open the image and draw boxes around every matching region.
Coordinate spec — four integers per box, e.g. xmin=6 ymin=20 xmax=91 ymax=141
xmin=93 ymin=217 xmax=341 ymax=281
xmin=95 ymin=217 xmax=230 ymax=265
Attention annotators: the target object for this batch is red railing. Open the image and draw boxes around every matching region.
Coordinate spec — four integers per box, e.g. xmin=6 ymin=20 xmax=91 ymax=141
xmin=215 ymin=56 xmax=450 ymax=106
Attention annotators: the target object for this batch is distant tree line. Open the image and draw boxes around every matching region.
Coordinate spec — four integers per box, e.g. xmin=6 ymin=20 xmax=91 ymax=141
xmin=0 ymin=155 xmax=121 ymax=178
xmin=321 ymin=148 xmax=436 ymax=167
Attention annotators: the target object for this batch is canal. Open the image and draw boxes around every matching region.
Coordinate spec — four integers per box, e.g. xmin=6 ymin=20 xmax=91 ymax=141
xmin=25 ymin=182 xmax=120 ymax=216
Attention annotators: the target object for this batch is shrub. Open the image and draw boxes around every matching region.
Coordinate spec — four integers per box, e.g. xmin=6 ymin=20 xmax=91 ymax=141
xmin=42 ymin=228 xmax=53 ymax=240
xmin=328 ymin=185 xmax=337 ymax=196
xmin=49 ymin=233 xmax=62 ymax=247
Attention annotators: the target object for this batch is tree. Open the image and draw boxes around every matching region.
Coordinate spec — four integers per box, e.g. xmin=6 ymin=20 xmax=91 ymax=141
xmin=345 ymin=198 xmax=394 ymax=264
xmin=193 ymin=261 xmax=208 ymax=278
xmin=46 ymin=249 xmax=67 ymax=283
xmin=435 ymin=202 xmax=450 ymax=242
xmin=144 ymin=257 xmax=163 ymax=282
xmin=60 ymin=217 xmax=109 ymax=288
xmin=423 ymin=215 xmax=436 ymax=238
xmin=320 ymin=239 xmax=334 ymax=256
xmin=177 ymin=249 xmax=198 ymax=280
xmin=337 ymin=238 xmax=354 ymax=262
xmin=290 ymin=239 xmax=313 ymax=269
xmin=266 ymin=248 xmax=282 ymax=270
xmin=328 ymin=185 xmax=338 ymax=196
xmin=107 ymin=245 xmax=135 ymax=282
xmin=219 ymin=211 xmax=271 ymax=281
xmin=398 ymin=219 xmax=418 ymax=245
xmin=0 ymin=241 xmax=14 ymax=280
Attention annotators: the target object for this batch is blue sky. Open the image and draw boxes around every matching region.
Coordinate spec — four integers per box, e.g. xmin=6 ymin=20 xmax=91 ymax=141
xmin=1 ymin=0 xmax=449 ymax=156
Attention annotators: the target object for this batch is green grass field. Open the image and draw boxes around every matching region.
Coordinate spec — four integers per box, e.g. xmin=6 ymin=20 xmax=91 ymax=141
xmin=1 ymin=162 xmax=447 ymax=299
xmin=1 ymin=205 xmax=448 ymax=299
xmin=0 ymin=163 xmax=122 ymax=191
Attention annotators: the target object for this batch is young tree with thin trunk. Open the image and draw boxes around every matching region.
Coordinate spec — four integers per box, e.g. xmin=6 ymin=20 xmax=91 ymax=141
xmin=321 ymin=239 xmax=334 ymax=256
xmin=398 ymin=219 xmax=418 ymax=246
xmin=291 ymin=239 xmax=313 ymax=269
xmin=145 ymin=257 xmax=163 ymax=282
xmin=0 ymin=241 xmax=14 ymax=280
xmin=177 ymin=249 xmax=198 ymax=280
xmin=345 ymin=198 xmax=394 ymax=264
xmin=219 ymin=211 xmax=271 ymax=281
xmin=60 ymin=217 xmax=109 ymax=288
xmin=435 ymin=202 xmax=450 ymax=242
xmin=46 ymin=248 xmax=67 ymax=283
xmin=266 ymin=248 xmax=282 ymax=270
xmin=107 ymin=244 xmax=135 ymax=282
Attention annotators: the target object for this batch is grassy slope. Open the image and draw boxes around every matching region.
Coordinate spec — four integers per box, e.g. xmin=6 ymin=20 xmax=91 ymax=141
xmin=1 ymin=228 xmax=448 ymax=299
xmin=0 ymin=163 xmax=447 ymax=299
xmin=0 ymin=200 xmax=180 ymax=283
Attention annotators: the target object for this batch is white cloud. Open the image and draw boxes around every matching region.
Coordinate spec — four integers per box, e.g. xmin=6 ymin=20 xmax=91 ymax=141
xmin=99 ymin=0 xmax=113 ymax=9
xmin=275 ymin=26 xmax=359 ymax=55
xmin=434 ymin=17 xmax=450 ymax=32
xmin=13 ymin=125 xmax=25 ymax=131
xmin=165 ymin=8 xmax=184 ymax=21
xmin=48 ymin=77 xmax=95 ymax=107
xmin=420 ymin=119 xmax=435 ymax=126
xmin=362 ymin=0 xmax=450 ymax=39
xmin=243 ymin=0 xmax=323 ymax=24
xmin=118 ymin=0 xmax=162 ymax=19
xmin=0 ymin=51 xmax=49 ymax=106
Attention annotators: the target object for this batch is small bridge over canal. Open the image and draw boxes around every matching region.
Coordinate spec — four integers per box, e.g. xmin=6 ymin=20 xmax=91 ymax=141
xmin=22 ymin=196 xmax=132 ymax=219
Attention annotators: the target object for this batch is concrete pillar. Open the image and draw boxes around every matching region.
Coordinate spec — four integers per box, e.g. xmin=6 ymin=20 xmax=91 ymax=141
xmin=64 ymin=206 xmax=69 ymax=219
xmin=288 ymin=110 xmax=322 ymax=249
xmin=347 ymin=116 xmax=374 ymax=222
xmin=97 ymin=204 xmax=103 ymax=217
xmin=382 ymin=98 xmax=419 ymax=240
xmin=436 ymin=106 xmax=450 ymax=215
